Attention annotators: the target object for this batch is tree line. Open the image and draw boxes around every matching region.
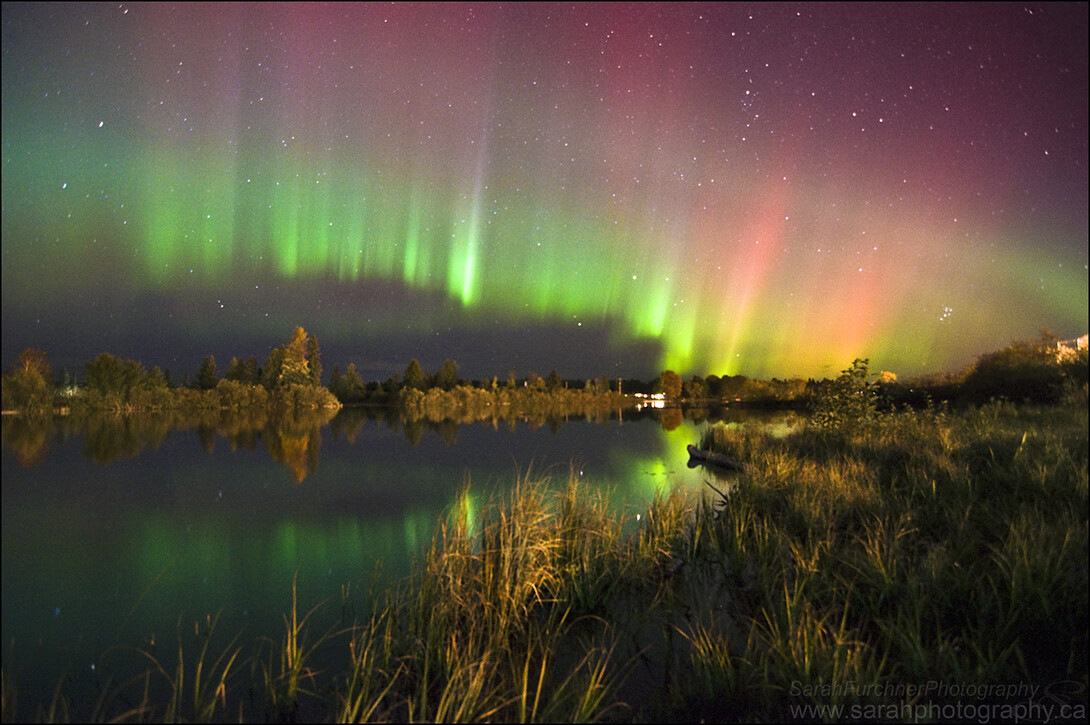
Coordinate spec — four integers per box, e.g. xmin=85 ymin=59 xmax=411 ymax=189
xmin=327 ymin=357 xmax=826 ymax=408
xmin=327 ymin=358 xmax=625 ymax=405
xmin=1 ymin=326 xmax=339 ymax=414
xmin=3 ymin=328 xmax=1085 ymax=415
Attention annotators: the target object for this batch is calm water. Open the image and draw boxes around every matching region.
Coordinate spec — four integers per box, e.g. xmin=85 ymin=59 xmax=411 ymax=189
xmin=1 ymin=406 xmax=791 ymax=710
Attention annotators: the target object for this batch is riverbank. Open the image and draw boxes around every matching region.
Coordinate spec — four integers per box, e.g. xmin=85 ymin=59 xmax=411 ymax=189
xmin=3 ymin=397 xmax=1085 ymax=722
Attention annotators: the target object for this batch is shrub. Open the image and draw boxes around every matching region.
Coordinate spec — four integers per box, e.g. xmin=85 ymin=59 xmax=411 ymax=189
xmin=809 ymin=358 xmax=880 ymax=433
xmin=960 ymin=333 xmax=1082 ymax=404
xmin=1 ymin=368 xmax=54 ymax=413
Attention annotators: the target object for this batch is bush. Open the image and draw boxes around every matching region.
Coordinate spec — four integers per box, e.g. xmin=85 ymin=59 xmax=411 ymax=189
xmin=1 ymin=368 xmax=54 ymax=413
xmin=275 ymin=383 xmax=342 ymax=409
xmin=960 ymin=333 xmax=1083 ymax=404
xmin=809 ymin=358 xmax=880 ymax=433
xmin=216 ymin=379 xmax=270 ymax=409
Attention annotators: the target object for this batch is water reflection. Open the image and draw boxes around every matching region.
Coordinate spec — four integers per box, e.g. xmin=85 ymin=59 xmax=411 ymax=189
xmin=2 ymin=403 xmax=794 ymax=479
xmin=0 ymin=413 xmax=53 ymax=465
xmin=3 ymin=402 xmax=802 ymax=716
xmin=3 ymin=407 xmax=338 ymax=481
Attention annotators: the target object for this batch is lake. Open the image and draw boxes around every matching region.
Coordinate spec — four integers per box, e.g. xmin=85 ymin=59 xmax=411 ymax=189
xmin=1 ymin=404 xmax=796 ymax=713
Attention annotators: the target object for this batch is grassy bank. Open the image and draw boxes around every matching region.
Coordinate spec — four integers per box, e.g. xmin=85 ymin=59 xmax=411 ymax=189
xmin=3 ymin=399 xmax=1087 ymax=722
xmin=686 ymin=399 xmax=1087 ymax=720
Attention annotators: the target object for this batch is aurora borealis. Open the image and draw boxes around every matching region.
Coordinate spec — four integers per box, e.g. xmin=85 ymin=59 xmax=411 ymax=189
xmin=3 ymin=3 xmax=1087 ymax=382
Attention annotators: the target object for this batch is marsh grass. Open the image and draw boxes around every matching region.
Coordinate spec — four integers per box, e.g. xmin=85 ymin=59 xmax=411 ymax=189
xmin=4 ymin=401 xmax=1087 ymax=722
xmin=252 ymin=573 xmax=342 ymax=720
xmin=132 ymin=613 xmax=245 ymax=722
xmin=356 ymin=473 xmax=641 ymax=723
xmin=685 ymin=400 xmax=1088 ymax=720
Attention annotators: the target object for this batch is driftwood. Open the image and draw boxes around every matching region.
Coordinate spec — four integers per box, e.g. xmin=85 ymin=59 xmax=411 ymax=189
xmin=686 ymin=443 xmax=748 ymax=472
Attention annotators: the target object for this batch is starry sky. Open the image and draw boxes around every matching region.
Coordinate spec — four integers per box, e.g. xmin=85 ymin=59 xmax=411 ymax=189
xmin=3 ymin=2 xmax=1087 ymax=383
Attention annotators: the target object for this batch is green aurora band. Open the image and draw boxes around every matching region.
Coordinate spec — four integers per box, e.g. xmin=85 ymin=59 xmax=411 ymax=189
xmin=2 ymin=3 xmax=1086 ymax=379
xmin=130 ymin=146 xmax=1087 ymax=378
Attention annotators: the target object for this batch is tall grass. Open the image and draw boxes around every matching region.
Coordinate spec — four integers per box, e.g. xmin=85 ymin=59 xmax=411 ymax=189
xmin=686 ymin=400 xmax=1088 ymax=720
xmin=339 ymin=473 xmax=641 ymax=722
xmin=4 ymin=400 xmax=1086 ymax=722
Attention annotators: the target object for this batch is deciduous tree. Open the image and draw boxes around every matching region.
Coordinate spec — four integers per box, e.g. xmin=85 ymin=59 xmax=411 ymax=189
xmin=654 ymin=370 xmax=683 ymax=399
xmin=86 ymin=353 xmax=127 ymax=393
xmin=2 ymin=348 xmax=54 ymax=412
xmin=262 ymin=327 xmax=321 ymax=389
xmin=683 ymin=375 xmax=707 ymax=399
xmin=16 ymin=348 xmax=52 ymax=380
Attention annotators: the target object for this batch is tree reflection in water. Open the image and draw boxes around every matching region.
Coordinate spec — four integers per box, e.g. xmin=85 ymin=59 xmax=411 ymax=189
xmin=3 ymin=403 xmax=772 ymax=479
xmin=2 ymin=406 xmax=338 ymax=481
xmin=262 ymin=408 xmax=332 ymax=482
xmin=0 ymin=413 xmax=54 ymax=466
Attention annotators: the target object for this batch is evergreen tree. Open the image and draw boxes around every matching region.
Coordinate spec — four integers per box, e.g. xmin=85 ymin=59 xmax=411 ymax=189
xmin=435 ymin=359 xmax=459 ymax=390
xmin=241 ymin=356 xmax=259 ymax=385
xmin=403 ymin=359 xmax=427 ymax=390
xmin=261 ymin=347 xmax=286 ymax=389
xmin=224 ymin=357 xmax=243 ymax=382
xmin=225 ymin=356 xmax=260 ymax=384
xmin=197 ymin=355 xmax=218 ymax=390
xmin=85 ymin=354 xmax=149 ymax=394
xmin=307 ymin=333 xmax=322 ymax=386
xmin=147 ymin=366 xmax=169 ymax=390
xmin=328 ymin=364 xmax=342 ymax=393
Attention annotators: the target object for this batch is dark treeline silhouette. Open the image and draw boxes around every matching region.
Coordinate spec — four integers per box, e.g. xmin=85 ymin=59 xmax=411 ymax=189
xmin=2 ymin=329 xmax=1086 ymax=417
xmin=327 ymin=330 xmax=1087 ymax=418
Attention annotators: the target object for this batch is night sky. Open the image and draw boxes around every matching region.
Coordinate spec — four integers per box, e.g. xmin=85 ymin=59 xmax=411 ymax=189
xmin=3 ymin=3 xmax=1087 ymax=383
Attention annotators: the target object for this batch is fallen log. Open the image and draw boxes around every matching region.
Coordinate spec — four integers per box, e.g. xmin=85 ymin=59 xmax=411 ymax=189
xmin=687 ymin=443 xmax=748 ymax=472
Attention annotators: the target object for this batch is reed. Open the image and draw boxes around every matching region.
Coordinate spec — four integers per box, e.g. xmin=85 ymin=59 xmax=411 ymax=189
xmin=252 ymin=573 xmax=344 ymax=721
xmin=4 ymin=400 xmax=1086 ymax=722
xmin=680 ymin=400 xmax=1087 ymax=720
xmin=355 ymin=472 xmax=638 ymax=722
